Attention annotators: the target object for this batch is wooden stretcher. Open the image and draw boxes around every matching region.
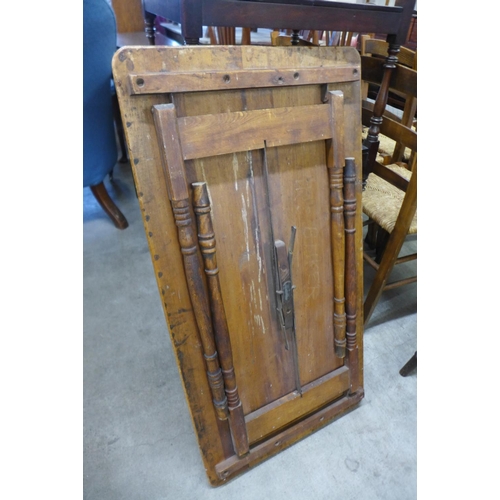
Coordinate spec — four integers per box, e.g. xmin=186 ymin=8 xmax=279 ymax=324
xmin=112 ymin=45 xmax=364 ymax=485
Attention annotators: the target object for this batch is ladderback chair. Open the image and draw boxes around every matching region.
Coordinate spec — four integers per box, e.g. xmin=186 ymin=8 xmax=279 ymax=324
xmin=360 ymin=35 xmax=417 ymax=165
xmin=83 ymin=0 xmax=128 ymax=229
xmin=361 ymin=101 xmax=417 ymax=327
xmin=361 ymin=53 xmax=417 ymax=184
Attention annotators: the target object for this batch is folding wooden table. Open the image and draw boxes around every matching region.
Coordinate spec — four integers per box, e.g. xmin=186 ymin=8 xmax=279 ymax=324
xmin=112 ymin=45 xmax=364 ymax=485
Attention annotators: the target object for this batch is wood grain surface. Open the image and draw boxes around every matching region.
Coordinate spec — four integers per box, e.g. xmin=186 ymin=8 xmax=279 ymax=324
xmin=112 ymin=45 xmax=364 ymax=486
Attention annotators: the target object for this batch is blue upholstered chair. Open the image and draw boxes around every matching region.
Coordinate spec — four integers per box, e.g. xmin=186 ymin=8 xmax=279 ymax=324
xmin=83 ymin=0 xmax=128 ymax=229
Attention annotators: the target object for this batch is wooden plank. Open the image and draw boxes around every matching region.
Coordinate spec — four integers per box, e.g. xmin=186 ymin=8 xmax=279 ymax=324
xmin=245 ymin=366 xmax=350 ymax=444
xmin=111 ymin=0 xmax=145 ymax=33
xmin=151 ymin=103 xmax=189 ymax=201
xmin=178 ymin=104 xmax=330 ymax=160
xmin=172 ymin=84 xmax=295 ymax=416
xmin=248 ymin=84 xmax=344 ymax=387
xmin=215 ymin=388 xmax=364 ymax=482
xmin=327 ymin=91 xmax=347 ymax=359
xmin=127 ymin=67 xmax=359 ymax=95
xmin=180 ymin=83 xmax=345 ymax=411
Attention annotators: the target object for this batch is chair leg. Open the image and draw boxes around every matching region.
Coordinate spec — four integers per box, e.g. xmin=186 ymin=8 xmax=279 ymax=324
xmin=364 ymin=220 xmax=379 ymax=250
xmin=363 ymin=226 xmax=406 ymax=325
xmin=112 ymin=92 xmax=128 ymax=164
xmin=90 ymin=181 xmax=129 ymax=229
xmin=399 ymin=351 xmax=417 ymax=376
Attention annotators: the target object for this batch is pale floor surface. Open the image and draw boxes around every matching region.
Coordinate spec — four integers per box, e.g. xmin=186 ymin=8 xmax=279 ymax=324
xmin=83 ymin=161 xmax=417 ymax=500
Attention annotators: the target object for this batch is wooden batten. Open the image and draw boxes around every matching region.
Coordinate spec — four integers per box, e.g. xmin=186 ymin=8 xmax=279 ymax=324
xmin=327 ymin=91 xmax=347 ymax=359
xmin=216 ymin=388 xmax=364 ymax=481
xmin=245 ymin=365 xmax=350 ymax=444
xmin=127 ymin=66 xmax=359 ymax=95
xmin=178 ymin=104 xmax=331 ymax=160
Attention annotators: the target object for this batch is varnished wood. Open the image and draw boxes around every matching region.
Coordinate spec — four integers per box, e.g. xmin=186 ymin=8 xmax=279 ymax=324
xmin=111 ymin=0 xmax=144 ymax=33
xmin=89 ymin=181 xmax=129 ymax=229
xmin=363 ymin=42 xmax=401 ymax=183
xmin=361 ymin=56 xmax=417 ymax=100
xmin=327 ymin=91 xmax=346 ymax=359
xmin=217 ymin=26 xmax=236 ymax=44
xmin=216 ymin=388 xmax=364 ymax=481
xmin=177 ymin=104 xmax=332 ymax=160
xmin=360 ymin=35 xmax=417 ymax=69
xmin=241 ymin=27 xmax=252 ymax=45
xmin=245 ymin=365 xmax=350 ymax=444
xmin=360 ymin=40 xmax=417 ymax=167
xmin=143 ymin=0 xmax=414 ymax=47
xmin=362 ymin=118 xmax=417 ymax=324
xmin=361 ymin=56 xmax=417 ymax=187
xmin=360 ymin=37 xmax=417 ymax=146
xmin=152 ymin=104 xmax=229 ymax=422
xmin=343 ymin=158 xmax=359 ymax=393
xmin=203 ymin=0 xmax=412 ymax=40
xmin=144 ymin=11 xmax=157 ymax=46
xmin=360 ymin=66 xmax=417 ymax=294
xmin=192 ymin=182 xmax=250 ymax=457
xmin=126 ymin=66 xmax=359 ymax=95
xmin=112 ymin=45 xmax=364 ymax=486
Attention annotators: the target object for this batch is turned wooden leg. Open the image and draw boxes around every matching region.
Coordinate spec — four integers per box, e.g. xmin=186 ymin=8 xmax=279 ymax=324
xmin=144 ymin=11 xmax=157 ymax=46
xmin=90 ymin=181 xmax=129 ymax=229
xmin=399 ymin=351 xmax=417 ymax=377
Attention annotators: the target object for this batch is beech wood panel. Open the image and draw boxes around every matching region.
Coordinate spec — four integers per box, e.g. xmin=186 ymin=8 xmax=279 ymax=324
xmin=177 ymin=104 xmax=331 ymax=159
xmin=111 ymin=0 xmax=144 ymax=33
xmin=263 ymin=141 xmax=341 ymax=384
xmin=127 ymin=67 xmax=359 ymax=95
xmin=216 ymin=388 xmax=364 ymax=481
xmin=245 ymin=365 xmax=350 ymax=444
xmin=185 ymin=150 xmax=298 ymax=412
xmin=112 ymin=45 xmax=364 ymax=486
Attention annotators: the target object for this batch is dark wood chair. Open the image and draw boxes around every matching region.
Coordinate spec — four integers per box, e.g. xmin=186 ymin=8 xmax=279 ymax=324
xmin=357 ymin=35 xmax=418 ymax=376
xmin=361 ymin=49 xmax=417 ymax=184
xmin=361 ymin=84 xmax=417 ymax=327
xmin=360 ymin=34 xmax=417 ymax=161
